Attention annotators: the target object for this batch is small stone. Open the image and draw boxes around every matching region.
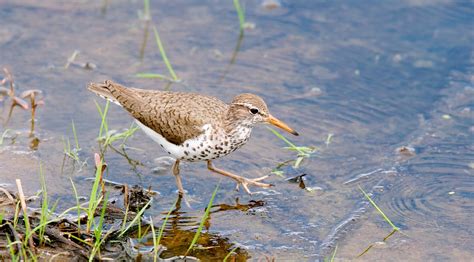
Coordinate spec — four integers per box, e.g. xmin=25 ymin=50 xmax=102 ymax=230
xmin=243 ymin=22 xmax=256 ymax=30
xmin=153 ymin=156 xmax=175 ymax=167
xmin=373 ymin=241 xmax=387 ymax=249
xmin=305 ymin=186 xmax=324 ymax=195
xmin=261 ymin=0 xmax=281 ymax=10
xmin=309 ymin=87 xmax=323 ymax=96
xmin=83 ymin=62 xmax=96 ymax=70
xmin=392 ymin=53 xmax=402 ymax=63
xmin=213 ymin=49 xmax=223 ymax=59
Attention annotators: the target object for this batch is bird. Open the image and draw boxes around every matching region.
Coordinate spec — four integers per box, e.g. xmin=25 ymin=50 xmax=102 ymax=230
xmin=87 ymin=80 xmax=299 ymax=195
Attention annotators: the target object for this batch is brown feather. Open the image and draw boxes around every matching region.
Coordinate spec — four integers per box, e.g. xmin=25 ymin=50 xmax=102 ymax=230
xmin=88 ymin=80 xmax=229 ymax=145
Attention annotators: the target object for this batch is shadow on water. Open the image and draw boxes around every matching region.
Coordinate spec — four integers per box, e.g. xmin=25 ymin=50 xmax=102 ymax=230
xmin=127 ymin=195 xmax=254 ymax=261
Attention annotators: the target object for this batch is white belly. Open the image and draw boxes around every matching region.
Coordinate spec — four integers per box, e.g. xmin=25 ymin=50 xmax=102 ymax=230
xmin=135 ymin=120 xmax=186 ymax=158
xmin=135 ymin=120 xmax=247 ymax=161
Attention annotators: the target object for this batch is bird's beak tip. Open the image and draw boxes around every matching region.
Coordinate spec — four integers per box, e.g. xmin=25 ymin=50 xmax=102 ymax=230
xmin=267 ymin=114 xmax=299 ymax=136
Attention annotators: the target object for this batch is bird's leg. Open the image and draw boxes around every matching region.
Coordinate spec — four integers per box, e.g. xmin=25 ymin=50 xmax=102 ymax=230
xmin=172 ymin=160 xmax=185 ymax=195
xmin=207 ymin=160 xmax=272 ymax=194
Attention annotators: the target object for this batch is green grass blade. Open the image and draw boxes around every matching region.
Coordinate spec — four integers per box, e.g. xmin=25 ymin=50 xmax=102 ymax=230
xmin=86 ymin=159 xmax=105 ymax=233
xmin=156 ymin=199 xmax=177 ymax=246
xmin=135 ymin=73 xmax=171 ymax=80
xmin=233 ymin=0 xmax=245 ymax=31
xmin=150 ymin=217 xmax=158 ymax=262
xmin=223 ymin=246 xmax=239 ymax=262
xmin=6 ymin=236 xmax=19 ymax=262
xmin=293 ymin=156 xmax=304 ymax=168
xmin=330 ymin=244 xmax=338 ymax=262
xmin=359 ymin=186 xmax=399 ymax=231
xmin=143 ymin=0 xmax=150 ymax=20
xmin=71 ymin=120 xmax=80 ymax=150
xmin=120 ymin=204 xmax=130 ymax=234
xmin=38 ymin=163 xmax=48 ymax=245
xmin=186 ymin=184 xmax=219 ymax=255
xmin=152 ymin=26 xmax=178 ymax=81
xmin=118 ymin=199 xmax=152 ymax=237
xmin=69 ymin=178 xmax=82 ymax=231
xmin=268 ymin=127 xmax=298 ymax=149
xmin=90 ymin=193 xmax=108 ymax=262
xmin=94 ymin=100 xmax=110 ymax=139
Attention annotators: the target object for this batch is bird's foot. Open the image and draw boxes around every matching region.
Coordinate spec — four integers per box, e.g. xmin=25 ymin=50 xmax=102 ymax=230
xmin=235 ymin=175 xmax=273 ymax=194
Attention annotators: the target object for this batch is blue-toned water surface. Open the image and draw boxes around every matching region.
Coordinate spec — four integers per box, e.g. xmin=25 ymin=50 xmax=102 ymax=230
xmin=0 ymin=0 xmax=472 ymax=260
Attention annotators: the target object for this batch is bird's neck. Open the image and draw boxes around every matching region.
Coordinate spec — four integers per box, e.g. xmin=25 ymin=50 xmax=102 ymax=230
xmin=227 ymin=123 xmax=253 ymax=143
xmin=222 ymin=113 xmax=254 ymax=139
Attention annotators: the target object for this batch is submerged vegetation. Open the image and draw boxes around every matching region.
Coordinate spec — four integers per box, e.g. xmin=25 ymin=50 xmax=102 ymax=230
xmin=0 ymin=68 xmax=43 ymax=137
xmin=357 ymin=186 xmax=401 ymax=258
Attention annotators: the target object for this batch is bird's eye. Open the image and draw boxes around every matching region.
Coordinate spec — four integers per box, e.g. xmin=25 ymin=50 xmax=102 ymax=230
xmin=250 ymin=108 xmax=259 ymax=114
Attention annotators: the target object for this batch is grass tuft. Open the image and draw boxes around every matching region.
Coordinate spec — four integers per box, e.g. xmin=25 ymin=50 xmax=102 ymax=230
xmin=90 ymin=193 xmax=109 ymax=261
xmin=63 ymin=120 xmax=82 ymax=163
xmin=94 ymin=100 xmax=139 ymax=155
xmin=268 ymin=128 xmax=316 ymax=168
xmin=38 ymin=163 xmax=58 ymax=246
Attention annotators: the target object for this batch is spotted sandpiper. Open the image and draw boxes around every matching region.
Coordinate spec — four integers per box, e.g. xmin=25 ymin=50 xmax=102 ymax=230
xmin=88 ymin=80 xmax=298 ymax=195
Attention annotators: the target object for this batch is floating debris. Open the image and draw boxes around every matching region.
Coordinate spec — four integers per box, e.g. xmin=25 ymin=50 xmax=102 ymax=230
xmin=396 ymin=146 xmax=416 ymax=157
xmin=285 ymin=173 xmax=307 ymax=189
xmin=310 ymin=87 xmax=323 ymax=96
xmin=442 ymin=114 xmax=451 ymax=120
xmin=64 ymin=50 xmax=80 ymax=69
xmin=64 ymin=50 xmax=97 ymax=70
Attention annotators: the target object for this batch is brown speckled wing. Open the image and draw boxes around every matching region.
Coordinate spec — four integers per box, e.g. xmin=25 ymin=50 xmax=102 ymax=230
xmin=103 ymin=81 xmax=228 ymax=145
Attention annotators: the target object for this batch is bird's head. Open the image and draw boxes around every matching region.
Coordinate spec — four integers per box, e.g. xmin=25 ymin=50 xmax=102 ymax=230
xmin=227 ymin=93 xmax=299 ymax=136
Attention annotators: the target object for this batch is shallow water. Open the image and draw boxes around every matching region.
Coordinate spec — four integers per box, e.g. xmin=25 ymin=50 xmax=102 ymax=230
xmin=0 ymin=0 xmax=473 ymax=260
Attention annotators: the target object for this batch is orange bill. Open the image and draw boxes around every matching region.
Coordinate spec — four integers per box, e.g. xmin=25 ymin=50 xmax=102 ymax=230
xmin=266 ymin=114 xmax=299 ymax=136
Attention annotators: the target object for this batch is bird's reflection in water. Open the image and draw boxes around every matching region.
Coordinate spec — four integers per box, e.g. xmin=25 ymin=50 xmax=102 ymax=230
xmin=135 ymin=194 xmax=263 ymax=260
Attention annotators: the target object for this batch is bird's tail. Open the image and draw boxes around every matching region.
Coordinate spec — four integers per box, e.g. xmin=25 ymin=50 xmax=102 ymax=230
xmin=87 ymin=80 xmax=122 ymax=106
